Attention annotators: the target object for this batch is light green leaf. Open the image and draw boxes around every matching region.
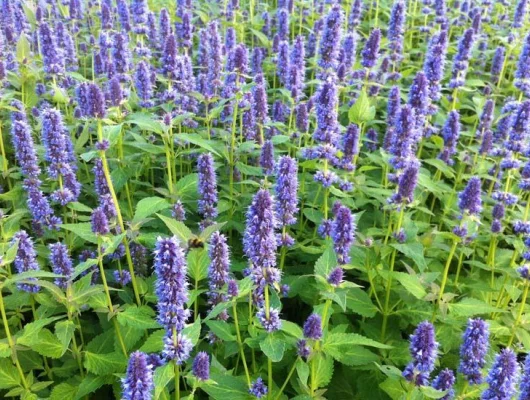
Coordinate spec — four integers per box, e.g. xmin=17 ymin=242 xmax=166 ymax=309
xmin=154 ymin=363 xmax=174 ymax=400
xmin=0 ymin=359 xmax=20 ymax=389
xmin=50 ymin=382 xmax=77 ymax=400
xmin=348 ymin=90 xmax=375 ymax=124
xmin=323 ymin=332 xmax=391 ymax=349
xmin=346 ymin=288 xmax=378 ymax=318
xmin=55 ymin=320 xmax=75 ymax=352
xmin=393 ymin=272 xmax=427 ymax=299
xmin=205 ymin=320 xmax=236 ymax=341
xmin=187 ymin=248 xmax=209 ymax=282
xmin=117 ymin=306 xmax=160 ymax=330
xmin=133 ymin=197 xmax=170 ymax=224
xmin=259 ymin=333 xmax=286 ymax=362
xmin=202 ymin=373 xmax=251 ymax=400
xmin=314 ymin=242 xmax=337 ymax=279
xmin=17 ymin=316 xmax=63 ymax=346
xmin=448 ymin=298 xmax=504 ymax=317
xmin=60 ymin=223 xmax=98 ymax=244
xmin=157 ymin=214 xmax=194 ymax=243
xmin=30 ymin=329 xmax=66 ymax=358
xmin=83 ymin=351 xmax=127 ymax=375
xmin=140 ymin=330 xmax=165 ymax=353
xmin=391 ymin=243 xmax=427 ymax=272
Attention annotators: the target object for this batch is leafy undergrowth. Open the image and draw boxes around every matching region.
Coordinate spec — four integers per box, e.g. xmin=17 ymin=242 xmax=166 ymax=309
xmin=0 ymin=0 xmax=529 ymax=399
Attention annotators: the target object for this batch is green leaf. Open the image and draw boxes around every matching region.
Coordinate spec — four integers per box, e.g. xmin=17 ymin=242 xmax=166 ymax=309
xmin=348 ymin=90 xmax=375 ymax=124
xmin=17 ymin=316 xmax=63 ymax=346
xmin=205 ymin=320 xmax=236 ymax=341
xmin=311 ymin=353 xmax=334 ymax=389
xmin=117 ymin=306 xmax=160 ymax=330
xmin=202 ymin=373 xmax=251 ymax=400
xmin=157 ymin=214 xmax=194 ymax=243
xmin=187 ymin=248 xmax=209 ymax=282
xmin=178 ymin=134 xmax=222 ymax=157
xmin=379 ymin=378 xmax=405 ymax=400
xmin=183 ymin=318 xmax=202 ymax=346
xmin=198 ymin=222 xmax=227 ymax=241
xmin=323 ymin=332 xmax=391 ymax=349
xmin=83 ymin=352 xmax=127 ymax=375
xmin=420 ymin=386 xmax=448 ymax=399
xmin=0 ymin=341 xmax=11 ymax=358
xmin=30 ymin=329 xmax=66 ymax=358
xmin=280 ymin=320 xmax=303 ymax=338
xmin=346 ymin=288 xmax=378 ymax=318
xmin=133 ymin=197 xmax=170 ymax=224
xmin=391 ymin=243 xmax=427 ymax=272
xmin=75 ymin=375 xmax=113 ymax=400
xmin=55 ymin=320 xmax=75 ymax=352
xmin=314 ymin=242 xmax=337 ymax=279
xmin=154 ymin=363 xmax=174 ymax=400
xmin=50 ymin=382 xmax=77 ymax=400
xmin=0 ymin=359 xmax=20 ymax=389
xmin=259 ymin=333 xmax=286 ymax=362
xmin=60 ymin=223 xmax=98 ymax=244
xmin=126 ymin=113 xmax=165 ymax=134
xmin=175 ymin=173 xmax=198 ymax=200
xmin=140 ymin=330 xmax=165 ymax=353
xmin=16 ymin=35 xmax=31 ymax=64
xmin=393 ymin=272 xmax=427 ymax=299
xmin=448 ymin=298 xmax=504 ymax=317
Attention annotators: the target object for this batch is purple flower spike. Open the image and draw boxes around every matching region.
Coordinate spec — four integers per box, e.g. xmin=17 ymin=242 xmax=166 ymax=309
xmin=331 ymin=205 xmax=356 ymax=265
xmin=154 ymin=236 xmax=190 ymax=332
xmin=49 ymin=242 xmax=74 ymax=289
xmin=481 ymin=349 xmax=519 ymax=400
xmin=303 ymin=313 xmax=322 ymax=340
xmin=431 ymin=369 xmax=455 ymax=400
xmin=122 ymin=351 xmax=154 ymax=400
xmin=361 ymin=28 xmax=381 ymax=69
xmin=197 ymin=153 xmax=218 ymax=226
xmin=207 ymin=232 xmax=230 ymax=317
xmin=389 ymin=162 xmax=419 ymax=205
xmin=249 ymin=377 xmax=268 ymax=398
xmin=39 ymin=23 xmax=65 ymax=74
xmin=458 ymin=177 xmax=482 ymax=216
xmin=318 ymin=4 xmax=344 ymax=71
xmin=275 ymin=156 xmax=299 ymax=227
xmin=192 ymin=351 xmax=210 ymax=381
xmin=327 ymin=266 xmax=344 ymax=286
xmin=439 ymin=110 xmax=460 ymax=165
xmin=134 ymin=61 xmax=154 ymax=108
xmin=12 ymin=231 xmax=40 ymax=293
xmin=403 ymin=321 xmax=439 ymax=386
xmin=520 ymin=354 xmax=530 ymax=400
xmin=459 ymin=318 xmax=489 ymax=385
xmin=260 ymin=140 xmax=275 ymax=176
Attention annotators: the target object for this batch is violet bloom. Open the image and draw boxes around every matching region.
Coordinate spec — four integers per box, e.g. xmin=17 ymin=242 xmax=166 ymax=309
xmin=520 ymin=354 xmax=530 ymax=400
xmin=131 ymin=0 xmax=148 ymax=33
xmin=477 ymin=100 xmax=494 ymax=138
xmin=249 ymin=377 xmax=268 ymax=398
xmin=107 ymin=76 xmax=124 ymax=107
xmin=491 ymin=46 xmax=505 ymax=85
xmin=318 ymin=4 xmax=343 ymax=71
xmin=277 ymin=40 xmax=290 ymax=85
xmin=172 ymin=200 xmax=186 ymax=221
xmin=431 ymin=369 xmax=455 ymax=400
xmin=341 ymin=124 xmax=360 ymax=170
xmin=481 ymin=349 xmax=519 ymax=400
xmin=303 ymin=313 xmax=322 ymax=340
xmin=390 ymin=105 xmax=417 ymax=169
xmin=111 ymin=32 xmax=132 ymax=77
xmin=260 ymin=140 xmax=275 ymax=176
xmin=49 ymin=242 xmax=74 ymax=289
xmin=197 ymin=153 xmax=218 ymax=227
xmin=327 ymin=266 xmax=343 ymax=286
xmin=403 ymin=321 xmax=439 ymax=386
xmin=408 ymin=71 xmax=430 ymax=133
xmin=289 ymin=35 xmax=306 ymax=100
xmin=154 ymin=236 xmax=190 ymax=334
xmin=207 ymin=232 xmax=230 ymax=319
xmin=389 ymin=162 xmax=419 ymax=205
xmin=10 ymin=101 xmax=40 ymax=179
xmin=122 ymin=351 xmax=154 ymax=400
xmin=459 ymin=318 xmax=489 ymax=385
xmin=384 ymin=86 xmax=401 ymax=150
xmin=12 ymin=231 xmax=40 ymax=293
xmin=256 ymin=307 xmax=281 ymax=332
xmin=313 ymin=76 xmax=339 ymax=145
xmin=388 ymin=0 xmax=406 ymax=63
xmin=515 ymin=33 xmax=530 ymax=96
xmin=116 ymin=0 xmax=131 ymax=32
xmin=277 ymin=8 xmax=289 ymax=40
xmin=439 ymin=110 xmax=460 ymax=165
xmin=192 ymin=352 xmax=210 ymax=381
xmin=207 ymin=22 xmax=222 ymax=97
xmin=449 ymin=28 xmax=475 ymax=89
xmin=39 ymin=23 xmax=65 ymax=74
xmin=423 ymin=30 xmax=448 ymax=103
xmin=458 ymin=177 xmax=482 ymax=216
xmin=331 ymin=205 xmax=356 ymax=265
xmin=134 ymin=61 xmax=153 ymax=108
xmin=361 ymin=28 xmax=381 ymax=69
xmin=513 ymin=0 xmax=528 ymax=28
xmin=91 ymin=207 xmax=109 ymax=235
xmin=275 ymin=156 xmax=299 ymax=229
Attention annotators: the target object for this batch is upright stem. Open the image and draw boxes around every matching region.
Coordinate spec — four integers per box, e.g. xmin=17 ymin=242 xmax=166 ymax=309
xmin=507 ymin=283 xmax=530 ymax=347
xmin=432 ymin=240 xmax=458 ymax=320
xmin=0 ymin=288 xmax=29 ymax=389
xmin=96 ymin=119 xmax=141 ymax=306
xmin=232 ymin=301 xmax=251 ymax=386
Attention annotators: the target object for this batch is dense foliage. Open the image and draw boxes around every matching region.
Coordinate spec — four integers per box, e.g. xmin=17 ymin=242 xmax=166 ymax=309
xmin=0 ymin=0 xmax=530 ymax=399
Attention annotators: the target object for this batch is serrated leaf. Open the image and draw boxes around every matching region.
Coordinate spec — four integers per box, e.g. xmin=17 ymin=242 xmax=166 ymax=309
xmin=83 ymin=352 xmax=127 ymax=375
xmin=0 ymin=341 xmax=11 ymax=358
xmin=154 ymin=363 xmax=174 ymax=400
xmin=390 ymin=243 xmax=427 ymax=272
xmin=448 ymin=298 xmax=504 ymax=317
xmin=17 ymin=316 xmax=63 ymax=347
xmin=312 ymin=353 xmax=334 ymax=389
xmin=198 ymin=222 xmax=227 ymax=241
xmin=183 ymin=318 xmax=202 ymax=346
xmin=30 ymin=329 xmax=66 ymax=358
xmin=280 ymin=320 xmax=303 ymax=338
xmin=314 ymin=242 xmax=337 ymax=279
xmin=259 ymin=333 xmax=286 ymax=362
xmin=187 ymin=248 xmax=209 ymax=282
xmin=393 ymin=272 xmax=427 ymax=299
xmin=323 ymin=332 xmax=391 ymax=349
xmin=205 ymin=320 xmax=236 ymax=341
xmin=60 ymin=223 xmax=98 ymax=244
xmin=0 ymin=359 xmax=20 ymax=389
xmin=202 ymin=373 xmax=251 ymax=400
xmin=140 ymin=329 xmax=165 ymax=353
xmin=55 ymin=320 xmax=75 ymax=352
xmin=50 ymin=382 xmax=77 ymax=400
xmin=348 ymin=90 xmax=374 ymax=124
xmin=157 ymin=214 xmax=194 ymax=243
xmin=117 ymin=306 xmax=160 ymax=330
xmin=133 ymin=197 xmax=170 ymax=224
xmin=346 ymin=288 xmax=378 ymax=317
xmin=75 ymin=374 xmax=113 ymax=399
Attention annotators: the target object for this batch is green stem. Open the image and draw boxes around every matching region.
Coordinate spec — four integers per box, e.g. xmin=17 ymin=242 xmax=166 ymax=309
xmin=432 ymin=240 xmax=458 ymax=321
xmin=232 ymin=301 xmax=251 ymax=386
xmin=0 ymin=288 xmax=29 ymax=390
xmin=507 ymin=283 xmax=530 ymax=347
xmin=274 ymin=357 xmax=299 ymax=400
